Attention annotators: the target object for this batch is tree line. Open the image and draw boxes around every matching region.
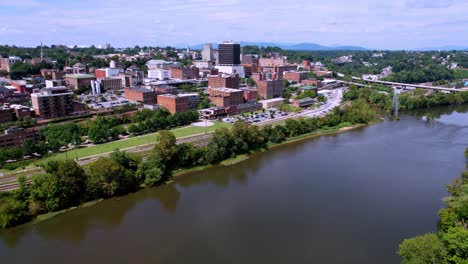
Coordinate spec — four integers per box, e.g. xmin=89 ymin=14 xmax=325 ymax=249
xmin=0 ymin=109 xmax=199 ymax=170
xmin=0 ymin=99 xmax=377 ymax=228
xmin=398 ymin=149 xmax=468 ymax=263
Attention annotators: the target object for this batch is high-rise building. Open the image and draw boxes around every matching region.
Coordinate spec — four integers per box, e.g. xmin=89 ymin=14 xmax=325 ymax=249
xmin=218 ymin=42 xmax=241 ymax=65
xmin=202 ymin=43 xmax=214 ymax=62
xmin=215 ymin=41 xmax=245 ymax=78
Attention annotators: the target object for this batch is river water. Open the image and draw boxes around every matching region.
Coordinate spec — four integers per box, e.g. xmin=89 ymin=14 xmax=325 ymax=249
xmin=1 ymin=105 xmax=468 ymax=264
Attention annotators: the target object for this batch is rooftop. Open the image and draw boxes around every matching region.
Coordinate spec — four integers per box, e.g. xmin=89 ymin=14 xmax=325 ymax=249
xmin=126 ymin=87 xmax=153 ymax=93
xmin=259 ymin=98 xmax=284 ymax=103
xmin=210 ymin=87 xmax=242 ymax=92
xmin=65 ymin=74 xmax=96 ymax=79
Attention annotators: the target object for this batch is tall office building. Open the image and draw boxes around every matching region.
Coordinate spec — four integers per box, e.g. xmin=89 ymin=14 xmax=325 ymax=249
xmin=218 ymin=42 xmax=241 ymax=65
xmin=215 ymin=41 xmax=245 ymax=78
xmin=202 ymin=43 xmax=214 ymax=62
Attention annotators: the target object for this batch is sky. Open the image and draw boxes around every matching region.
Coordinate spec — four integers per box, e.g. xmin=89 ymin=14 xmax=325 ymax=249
xmin=0 ymin=0 xmax=467 ymax=50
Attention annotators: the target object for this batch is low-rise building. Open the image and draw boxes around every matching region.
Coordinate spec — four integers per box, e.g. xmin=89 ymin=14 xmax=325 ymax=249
xmin=208 ymin=73 xmax=239 ymax=89
xmin=259 ymin=98 xmax=284 ymax=109
xmin=124 ymin=87 xmax=156 ymax=105
xmin=170 ymin=66 xmax=199 ymax=80
xmin=283 ymin=71 xmax=309 ymax=83
xmin=292 ymin=97 xmax=315 ymax=108
xmin=155 ymin=85 xmax=178 ymax=95
xmin=208 ymin=87 xmax=244 ymax=107
xmin=0 ymin=56 xmax=22 ymax=72
xmin=31 ymin=87 xmax=74 ymax=119
xmin=0 ymin=128 xmax=39 ymax=149
xmin=99 ymin=77 xmax=123 ymax=91
xmin=65 ymin=74 xmax=96 ymax=90
xmin=157 ymin=94 xmax=189 ymax=114
xmin=242 ymin=88 xmax=258 ymax=102
xmin=41 ymin=69 xmax=64 ymax=80
xmin=0 ymin=106 xmax=13 ymax=123
xmin=148 ymin=68 xmax=171 ymax=80
xmin=178 ymin=93 xmax=200 ymax=109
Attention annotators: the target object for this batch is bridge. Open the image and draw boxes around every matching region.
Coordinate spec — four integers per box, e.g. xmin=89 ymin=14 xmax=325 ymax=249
xmin=352 ymin=77 xmax=464 ymax=93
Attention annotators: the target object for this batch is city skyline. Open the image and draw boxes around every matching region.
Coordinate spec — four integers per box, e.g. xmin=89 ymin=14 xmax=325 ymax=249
xmin=0 ymin=0 xmax=467 ymax=50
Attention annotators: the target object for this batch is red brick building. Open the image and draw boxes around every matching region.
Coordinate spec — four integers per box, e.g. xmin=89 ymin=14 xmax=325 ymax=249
xmin=257 ymin=79 xmax=284 ymax=99
xmin=283 ymin=71 xmax=309 ymax=83
xmin=0 ymin=128 xmax=39 ymax=149
xmin=41 ymin=69 xmax=64 ymax=80
xmin=155 ymin=85 xmax=178 ymax=95
xmin=94 ymin=69 xmax=107 ymax=79
xmin=242 ymin=89 xmax=258 ymax=101
xmin=301 ymin=78 xmax=318 ymax=86
xmin=124 ymin=87 xmax=156 ymax=105
xmin=208 ymin=73 xmax=240 ymax=89
xmin=0 ymin=107 xmax=13 ymax=123
xmin=208 ymin=88 xmax=244 ymax=107
xmin=170 ymin=66 xmax=199 ymax=80
xmin=157 ymin=94 xmax=189 ymax=114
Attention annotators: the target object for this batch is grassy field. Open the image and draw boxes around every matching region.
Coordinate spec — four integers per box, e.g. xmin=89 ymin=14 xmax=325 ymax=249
xmin=42 ymin=121 xmax=231 ymax=161
xmin=454 ymin=69 xmax=468 ymax=80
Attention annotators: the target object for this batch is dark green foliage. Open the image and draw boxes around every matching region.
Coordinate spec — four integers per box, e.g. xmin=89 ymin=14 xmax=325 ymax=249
xmin=399 ymin=150 xmax=468 ymax=263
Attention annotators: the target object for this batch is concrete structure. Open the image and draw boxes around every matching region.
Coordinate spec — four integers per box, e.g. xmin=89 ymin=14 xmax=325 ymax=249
xmin=31 ymin=87 xmax=74 ymax=119
xmin=208 ymin=73 xmax=239 ymax=89
xmin=99 ymin=77 xmax=123 ymax=91
xmin=208 ymin=87 xmax=244 ymax=107
xmin=0 ymin=128 xmax=39 ymax=149
xmin=170 ymin=66 xmax=199 ymax=80
xmin=72 ymin=63 xmax=86 ymax=74
xmin=157 ymin=94 xmax=189 ymax=114
xmin=259 ymin=98 xmax=284 ymax=109
xmin=301 ymin=78 xmax=318 ymax=86
xmin=202 ymin=43 xmax=214 ymax=62
xmin=90 ymin=81 xmax=102 ymax=95
xmin=215 ymin=65 xmax=245 ymax=78
xmin=65 ymin=74 xmax=96 ymax=90
xmin=148 ymin=68 xmax=171 ymax=80
xmin=146 ymin=59 xmax=180 ymax=70
xmin=124 ymin=87 xmax=156 ymax=105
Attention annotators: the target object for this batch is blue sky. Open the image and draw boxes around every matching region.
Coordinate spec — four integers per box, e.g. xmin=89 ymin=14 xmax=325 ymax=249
xmin=0 ymin=0 xmax=467 ymax=49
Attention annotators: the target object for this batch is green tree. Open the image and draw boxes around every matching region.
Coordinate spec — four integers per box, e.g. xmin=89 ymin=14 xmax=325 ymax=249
xmin=398 ymin=233 xmax=446 ymax=264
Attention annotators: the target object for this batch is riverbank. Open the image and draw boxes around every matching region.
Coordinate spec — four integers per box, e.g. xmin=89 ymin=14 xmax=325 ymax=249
xmin=171 ymin=122 xmax=368 ymax=179
xmin=10 ymin=122 xmax=370 ymax=228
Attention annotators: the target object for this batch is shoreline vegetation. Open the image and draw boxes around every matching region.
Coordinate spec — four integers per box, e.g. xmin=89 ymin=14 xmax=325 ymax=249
xmin=397 ymin=149 xmax=468 ymax=263
xmin=0 ymin=97 xmax=378 ymax=229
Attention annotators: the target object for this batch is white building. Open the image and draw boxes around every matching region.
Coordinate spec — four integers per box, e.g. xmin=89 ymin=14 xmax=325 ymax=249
xmin=148 ymin=68 xmax=171 ymax=80
xmin=202 ymin=43 xmax=214 ymax=62
xmin=146 ymin=59 xmax=180 ymax=70
xmin=259 ymin=98 xmax=284 ymax=109
xmin=215 ymin=65 xmax=245 ymax=78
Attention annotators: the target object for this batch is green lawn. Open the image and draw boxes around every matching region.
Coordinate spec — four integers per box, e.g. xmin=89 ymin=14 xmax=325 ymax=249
xmin=454 ymin=69 xmax=468 ymax=80
xmin=45 ymin=121 xmax=231 ymax=161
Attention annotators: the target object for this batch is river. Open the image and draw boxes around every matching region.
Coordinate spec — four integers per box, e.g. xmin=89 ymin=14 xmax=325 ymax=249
xmin=1 ymin=105 xmax=468 ymax=264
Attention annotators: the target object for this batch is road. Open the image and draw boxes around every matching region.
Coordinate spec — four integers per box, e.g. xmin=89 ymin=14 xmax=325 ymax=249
xmin=0 ymin=88 xmax=345 ymax=191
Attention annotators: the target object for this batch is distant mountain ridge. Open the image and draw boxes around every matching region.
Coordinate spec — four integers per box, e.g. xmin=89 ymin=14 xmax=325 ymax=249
xmin=186 ymin=42 xmax=367 ymax=51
